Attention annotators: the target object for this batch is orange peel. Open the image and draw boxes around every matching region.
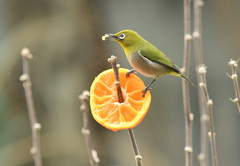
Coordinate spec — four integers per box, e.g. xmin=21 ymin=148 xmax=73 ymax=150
xmin=90 ymin=68 xmax=151 ymax=131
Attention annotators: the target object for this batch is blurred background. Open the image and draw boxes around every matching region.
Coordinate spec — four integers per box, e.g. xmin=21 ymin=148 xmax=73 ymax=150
xmin=0 ymin=0 xmax=240 ymax=166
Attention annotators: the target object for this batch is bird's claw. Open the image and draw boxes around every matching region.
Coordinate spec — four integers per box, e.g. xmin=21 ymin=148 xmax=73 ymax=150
xmin=126 ymin=69 xmax=137 ymax=78
xmin=142 ymin=87 xmax=152 ymax=97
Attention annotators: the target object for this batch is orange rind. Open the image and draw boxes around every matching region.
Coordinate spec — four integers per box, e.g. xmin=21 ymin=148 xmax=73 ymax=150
xmin=90 ymin=68 xmax=151 ymax=131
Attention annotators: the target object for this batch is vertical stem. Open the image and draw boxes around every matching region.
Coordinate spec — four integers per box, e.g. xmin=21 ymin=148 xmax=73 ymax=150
xmin=193 ymin=0 xmax=204 ymax=65
xmin=20 ymin=48 xmax=42 ymax=166
xmin=108 ymin=56 xmax=124 ymax=103
xmin=228 ymin=59 xmax=240 ymax=113
xmin=198 ymin=66 xmax=218 ymax=166
xmin=128 ymin=129 xmax=142 ymax=166
xmin=182 ymin=1 xmax=193 ymax=166
xmin=193 ymin=1 xmax=209 ymax=166
xmin=79 ymin=91 xmax=100 ymax=166
xmin=108 ymin=55 xmax=142 ymax=166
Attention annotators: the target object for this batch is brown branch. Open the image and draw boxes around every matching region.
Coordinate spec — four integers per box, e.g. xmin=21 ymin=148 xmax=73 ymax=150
xmin=20 ymin=48 xmax=42 ymax=166
xmin=182 ymin=1 xmax=193 ymax=166
xmin=108 ymin=56 xmax=124 ymax=103
xmin=108 ymin=55 xmax=142 ymax=166
xmin=128 ymin=129 xmax=142 ymax=166
xmin=79 ymin=91 xmax=100 ymax=166
xmin=192 ymin=1 xmax=209 ymax=166
xmin=198 ymin=65 xmax=218 ymax=166
xmin=228 ymin=59 xmax=240 ymax=113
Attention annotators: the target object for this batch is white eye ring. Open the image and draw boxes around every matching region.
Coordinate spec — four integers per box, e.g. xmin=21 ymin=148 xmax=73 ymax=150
xmin=118 ymin=33 xmax=125 ymax=40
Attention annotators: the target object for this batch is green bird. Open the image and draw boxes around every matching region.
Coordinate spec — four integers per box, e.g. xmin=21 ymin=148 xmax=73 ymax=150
xmin=102 ymin=29 xmax=193 ymax=97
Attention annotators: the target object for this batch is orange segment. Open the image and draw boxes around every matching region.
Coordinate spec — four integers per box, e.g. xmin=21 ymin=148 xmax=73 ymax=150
xmin=93 ymin=81 xmax=114 ymax=97
xmin=90 ymin=68 xmax=151 ymax=131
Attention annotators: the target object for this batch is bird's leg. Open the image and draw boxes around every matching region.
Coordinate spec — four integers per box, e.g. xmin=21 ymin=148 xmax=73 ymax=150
xmin=126 ymin=69 xmax=137 ymax=78
xmin=142 ymin=78 xmax=156 ymax=97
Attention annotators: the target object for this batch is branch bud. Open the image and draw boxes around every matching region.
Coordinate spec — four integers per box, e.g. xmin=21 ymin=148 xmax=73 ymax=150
xmin=199 ymin=82 xmax=205 ymax=88
xmin=208 ymin=131 xmax=215 ymax=139
xmin=198 ymin=65 xmax=207 ymax=74
xmin=79 ymin=91 xmax=90 ymax=101
xmin=91 ymin=149 xmax=100 ymax=163
xmin=198 ymin=153 xmax=205 ymax=160
xmin=115 ymin=81 xmax=120 ymax=86
xmin=231 ymin=74 xmax=237 ymax=80
xmin=108 ymin=55 xmax=117 ymax=63
xmin=207 ymin=99 xmax=213 ymax=106
xmin=230 ymin=98 xmax=238 ymax=103
xmin=21 ymin=48 xmax=33 ymax=59
xmin=30 ymin=147 xmax=37 ymax=155
xmin=180 ymin=67 xmax=185 ymax=74
xmin=184 ymin=146 xmax=193 ymax=152
xmin=192 ymin=31 xmax=200 ymax=38
xmin=189 ymin=113 xmax=194 ymax=121
xmin=135 ymin=154 xmax=142 ymax=161
xmin=198 ymin=0 xmax=204 ymax=7
xmin=228 ymin=59 xmax=236 ymax=66
xmin=80 ymin=104 xmax=86 ymax=111
xmin=82 ymin=128 xmax=90 ymax=135
xmin=19 ymin=74 xmax=29 ymax=82
xmin=185 ymin=34 xmax=192 ymax=41
xmin=201 ymin=114 xmax=209 ymax=122
xmin=33 ymin=123 xmax=42 ymax=132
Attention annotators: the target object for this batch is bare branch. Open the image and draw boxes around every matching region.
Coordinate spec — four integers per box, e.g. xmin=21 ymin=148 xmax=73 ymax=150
xmin=108 ymin=55 xmax=124 ymax=103
xmin=182 ymin=1 xmax=193 ymax=166
xmin=108 ymin=55 xmax=142 ymax=166
xmin=79 ymin=91 xmax=100 ymax=166
xmin=128 ymin=129 xmax=142 ymax=166
xmin=228 ymin=59 xmax=240 ymax=113
xmin=20 ymin=48 xmax=42 ymax=166
xmin=198 ymin=65 xmax=218 ymax=166
xmin=192 ymin=1 xmax=209 ymax=165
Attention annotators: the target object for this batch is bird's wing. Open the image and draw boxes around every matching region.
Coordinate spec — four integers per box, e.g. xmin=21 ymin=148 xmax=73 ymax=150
xmin=138 ymin=47 xmax=194 ymax=85
xmin=138 ymin=47 xmax=181 ymax=73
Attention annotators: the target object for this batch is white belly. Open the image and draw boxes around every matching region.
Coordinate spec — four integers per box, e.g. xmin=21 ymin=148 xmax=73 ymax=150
xmin=128 ymin=52 xmax=170 ymax=78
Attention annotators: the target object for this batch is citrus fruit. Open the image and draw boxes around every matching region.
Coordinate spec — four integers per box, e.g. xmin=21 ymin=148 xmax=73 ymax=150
xmin=90 ymin=68 xmax=151 ymax=132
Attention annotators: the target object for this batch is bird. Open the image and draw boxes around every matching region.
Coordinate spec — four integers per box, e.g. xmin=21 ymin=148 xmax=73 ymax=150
xmin=102 ymin=29 xmax=193 ymax=97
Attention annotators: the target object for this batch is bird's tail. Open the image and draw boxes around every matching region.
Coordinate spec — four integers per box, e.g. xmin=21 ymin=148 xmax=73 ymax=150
xmin=170 ymin=71 xmax=195 ymax=86
xmin=180 ymin=74 xmax=195 ymax=86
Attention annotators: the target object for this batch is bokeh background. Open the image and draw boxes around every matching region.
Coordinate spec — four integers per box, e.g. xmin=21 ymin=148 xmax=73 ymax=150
xmin=1 ymin=0 xmax=240 ymax=166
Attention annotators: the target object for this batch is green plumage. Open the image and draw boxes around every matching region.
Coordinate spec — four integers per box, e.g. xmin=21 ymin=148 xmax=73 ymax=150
xmin=102 ymin=29 xmax=193 ymax=96
xmin=139 ymin=45 xmax=179 ymax=74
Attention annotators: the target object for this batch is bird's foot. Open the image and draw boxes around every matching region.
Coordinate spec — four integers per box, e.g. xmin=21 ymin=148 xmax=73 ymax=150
xmin=126 ymin=69 xmax=137 ymax=78
xmin=142 ymin=87 xmax=152 ymax=97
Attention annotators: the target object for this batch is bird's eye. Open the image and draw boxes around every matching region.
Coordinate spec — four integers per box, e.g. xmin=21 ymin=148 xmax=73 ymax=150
xmin=118 ymin=33 xmax=125 ymax=40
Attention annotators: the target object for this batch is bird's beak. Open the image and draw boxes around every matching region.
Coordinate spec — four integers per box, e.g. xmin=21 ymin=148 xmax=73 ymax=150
xmin=102 ymin=34 xmax=118 ymax=41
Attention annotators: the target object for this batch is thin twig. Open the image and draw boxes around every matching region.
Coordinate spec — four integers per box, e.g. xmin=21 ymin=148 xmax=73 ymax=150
xmin=108 ymin=55 xmax=142 ymax=166
xmin=182 ymin=1 xmax=193 ymax=166
xmin=192 ymin=1 xmax=209 ymax=166
xmin=20 ymin=48 xmax=42 ymax=166
xmin=198 ymin=65 xmax=218 ymax=166
xmin=79 ymin=91 xmax=100 ymax=166
xmin=128 ymin=129 xmax=142 ymax=166
xmin=193 ymin=0 xmax=204 ymax=65
xmin=108 ymin=56 xmax=124 ymax=103
xmin=228 ymin=59 xmax=240 ymax=113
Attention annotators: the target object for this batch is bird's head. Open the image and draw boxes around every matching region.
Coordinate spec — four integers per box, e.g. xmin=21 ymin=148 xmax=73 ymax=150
xmin=102 ymin=30 xmax=143 ymax=48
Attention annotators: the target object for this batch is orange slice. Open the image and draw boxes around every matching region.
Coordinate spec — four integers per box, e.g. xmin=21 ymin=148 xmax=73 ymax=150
xmin=90 ymin=68 xmax=151 ymax=131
